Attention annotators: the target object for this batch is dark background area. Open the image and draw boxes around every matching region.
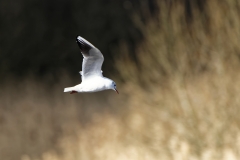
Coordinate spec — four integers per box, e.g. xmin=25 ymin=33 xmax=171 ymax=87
xmin=0 ymin=0 xmax=145 ymax=78
xmin=0 ymin=0 xmax=207 ymax=79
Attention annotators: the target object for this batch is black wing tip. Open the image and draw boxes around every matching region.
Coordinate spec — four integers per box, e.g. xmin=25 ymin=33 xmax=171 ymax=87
xmin=76 ymin=39 xmax=82 ymax=50
xmin=76 ymin=36 xmax=87 ymax=44
xmin=75 ymin=35 xmax=92 ymax=53
xmin=76 ymin=36 xmax=85 ymax=47
xmin=76 ymin=35 xmax=81 ymax=41
xmin=76 ymin=36 xmax=82 ymax=44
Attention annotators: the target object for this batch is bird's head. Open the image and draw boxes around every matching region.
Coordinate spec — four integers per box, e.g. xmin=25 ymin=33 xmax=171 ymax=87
xmin=105 ymin=79 xmax=119 ymax=94
xmin=111 ymin=81 xmax=119 ymax=94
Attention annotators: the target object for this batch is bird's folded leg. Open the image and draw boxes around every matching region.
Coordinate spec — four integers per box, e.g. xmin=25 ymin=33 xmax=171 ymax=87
xmin=70 ymin=91 xmax=78 ymax=94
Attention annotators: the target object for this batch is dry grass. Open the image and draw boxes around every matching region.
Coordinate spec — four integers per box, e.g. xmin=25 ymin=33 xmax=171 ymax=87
xmin=1 ymin=0 xmax=240 ymax=160
xmin=2 ymin=71 xmax=240 ymax=160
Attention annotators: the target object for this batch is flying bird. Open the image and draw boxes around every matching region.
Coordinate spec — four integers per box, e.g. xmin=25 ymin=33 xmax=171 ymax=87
xmin=64 ymin=36 xmax=118 ymax=94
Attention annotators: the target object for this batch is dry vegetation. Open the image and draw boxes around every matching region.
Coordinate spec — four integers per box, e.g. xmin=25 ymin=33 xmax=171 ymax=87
xmin=1 ymin=1 xmax=240 ymax=160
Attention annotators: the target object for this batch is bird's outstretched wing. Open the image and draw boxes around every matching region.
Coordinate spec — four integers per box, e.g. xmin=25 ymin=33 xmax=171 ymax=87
xmin=76 ymin=36 xmax=104 ymax=81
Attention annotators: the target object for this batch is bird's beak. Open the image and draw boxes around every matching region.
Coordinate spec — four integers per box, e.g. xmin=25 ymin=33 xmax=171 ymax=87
xmin=114 ymin=88 xmax=119 ymax=94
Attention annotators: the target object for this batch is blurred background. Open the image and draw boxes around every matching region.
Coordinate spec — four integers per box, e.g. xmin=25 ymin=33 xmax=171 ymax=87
xmin=1 ymin=0 xmax=240 ymax=159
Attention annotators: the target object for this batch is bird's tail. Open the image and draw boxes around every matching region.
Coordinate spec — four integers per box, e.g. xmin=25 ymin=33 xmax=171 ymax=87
xmin=64 ymin=87 xmax=73 ymax=93
xmin=64 ymin=87 xmax=78 ymax=94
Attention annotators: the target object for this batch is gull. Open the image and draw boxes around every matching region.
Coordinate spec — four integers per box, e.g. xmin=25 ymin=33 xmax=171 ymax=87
xmin=64 ymin=36 xmax=119 ymax=94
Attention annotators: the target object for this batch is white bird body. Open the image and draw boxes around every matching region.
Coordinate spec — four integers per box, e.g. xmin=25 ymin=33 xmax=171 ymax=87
xmin=64 ymin=36 xmax=118 ymax=94
xmin=64 ymin=76 xmax=114 ymax=93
